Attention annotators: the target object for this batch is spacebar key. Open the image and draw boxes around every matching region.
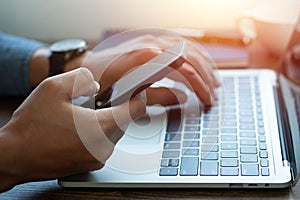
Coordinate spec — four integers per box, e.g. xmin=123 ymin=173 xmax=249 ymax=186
xmin=180 ymin=157 xmax=199 ymax=176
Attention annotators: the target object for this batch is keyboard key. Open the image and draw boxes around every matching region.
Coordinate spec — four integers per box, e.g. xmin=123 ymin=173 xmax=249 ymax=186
xmin=182 ymin=148 xmax=199 ymax=156
xmin=162 ymin=151 xmax=180 ymax=158
xmin=239 ymin=111 xmax=253 ymax=116
xmin=180 ymin=157 xmax=199 ymax=176
xmin=223 ymin=115 xmax=236 ymax=120
xmin=185 ymin=118 xmax=200 ymax=125
xmin=259 ymin=151 xmax=268 ymax=158
xmin=200 ymin=161 xmax=219 ymax=176
xmin=221 ymin=135 xmax=237 ymax=142
xmin=221 ymin=151 xmax=238 ymax=158
xmin=240 ymin=132 xmax=256 ymax=138
xmin=160 ymin=168 xmax=178 ymax=176
xmin=164 ymin=142 xmax=181 ymax=149
xmin=221 ymin=159 xmax=239 ymax=167
xmin=160 ymin=159 xmax=179 ymax=167
xmin=221 ymin=121 xmax=237 ymax=126
xmin=205 ymin=109 xmax=219 ymax=115
xmin=186 ymin=112 xmax=201 ymax=118
xmin=239 ymin=117 xmax=254 ymax=123
xmin=184 ymin=133 xmax=200 ymax=140
xmin=261 ymin=167 xmax=270 ymax=176
xmin=259 ymin=143 xmax=267 ymax=150
xmin=203 ymin=123 xmax=219 ymax=128
xmin=258 ymin=128 xmax=265 ymax=134
xmin=201 ymin=144 xmax=219 ymax=152
xmin=257 ymin=120 xmax=264 ymax=127
xmin=201 ymin=152 xmax=219 ymax=160
xmin=165 ymin=133 xmax=181 ymax=141
xmin=221 ymin=167 xmax=239 ymax=176
xmin=240 ymin=147 xmax=257 ymax=154
xmin=258 ymin=135 xmax=266 ymax=142
xmin=202 ymin=137 xmax=219 ymax=143
xmin=240 ymin=154 xmax=258 ymax=163
xmin=203 ymin=115 xmax=219 ymax=121
xmin=184 ymin=125 xmax=200 ymax=132
xmin=257 ymin=114 xmax=263 ymax=120
xmin=260 ymin=159 xmax=269 ymax=167
xmin=202 ymin=130 xmax=219 ymax=135
xmin=160 ymin=159 xmax=169 ymax=167
xmin=221 ymin=128 xmax=237 ymax=134
xmin=221 ymin=143 xmax=238 ymax=150
xmin=240 ymin=139 xmax=257 ymax=146
xmin=183 ymin=140 xmax=199 ymax=148
xmin=241 ymin=164 xmax=259 ymax=176
xmin=239 ymin=124 xmax=255 ymax=130
xmin=169 ymin=159 xmax=179 ymax=167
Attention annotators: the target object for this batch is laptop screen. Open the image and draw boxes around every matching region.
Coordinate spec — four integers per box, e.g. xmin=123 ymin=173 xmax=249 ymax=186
xmin=280 ymin=17 xmax=300 ymax=84
xmin=278 ymin=15 xmax=300 ymax=185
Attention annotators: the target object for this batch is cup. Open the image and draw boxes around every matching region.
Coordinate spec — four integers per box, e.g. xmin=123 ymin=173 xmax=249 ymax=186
xmin=238 ymin=2 xmax=299 ymax=58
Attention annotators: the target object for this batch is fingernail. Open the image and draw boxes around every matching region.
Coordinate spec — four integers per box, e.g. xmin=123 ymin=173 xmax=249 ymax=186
xmin=94 ymin=81 xmax=100 ymax=92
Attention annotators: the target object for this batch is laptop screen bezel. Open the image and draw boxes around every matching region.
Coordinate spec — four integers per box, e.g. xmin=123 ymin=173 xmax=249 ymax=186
xmin=276 ymin=14 xmax=300 ymax=185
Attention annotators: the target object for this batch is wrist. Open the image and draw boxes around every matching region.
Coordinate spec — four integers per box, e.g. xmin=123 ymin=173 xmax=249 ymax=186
xmin=29 ymin=47 xmax=51 ymax=88
xmin=0 ymin=125 xmax=25 ymax=191
xmin=64 ymin=51 xmax=90 ymax=72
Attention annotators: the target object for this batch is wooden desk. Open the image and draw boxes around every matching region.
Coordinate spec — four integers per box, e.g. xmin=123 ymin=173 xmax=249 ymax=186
xmin=0 ymin=96 xmax=300 ymax=200
xmin=0 ymin=179 xmax=298 ymax=200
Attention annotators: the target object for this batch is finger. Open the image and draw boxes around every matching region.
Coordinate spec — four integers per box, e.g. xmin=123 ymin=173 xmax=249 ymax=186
xmin=115 ymin=91 xmax=147 ymax=123
xmin=96 ymin=91 xmax=147 ymax=144
xmin=146 ymin=87 xmax=187 ymax=106
xmin=53 ymin=67 xmax=100 ymax=99
xmin=99 ymin=49 xmax=160 ymax=91
xmin=191 ymin=42 xmax=221 ymax=87
xmin=160 ymin=37 xmax=221 ymax=88
xmin=185 ymin=57 xmax=217 ymax=100
xmin=176 ymin=64 xmax=214 ymax=106
xmin=188 ymin=52 xmax=216 ymax=87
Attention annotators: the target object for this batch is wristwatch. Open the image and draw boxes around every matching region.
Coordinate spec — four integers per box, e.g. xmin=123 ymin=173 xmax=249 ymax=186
xmin=49 ymin=39 xmax=88 ymax=76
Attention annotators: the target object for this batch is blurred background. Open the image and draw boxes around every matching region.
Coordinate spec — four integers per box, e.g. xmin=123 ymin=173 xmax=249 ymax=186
xmin=0 ymin=0 xmax=298 ymax=43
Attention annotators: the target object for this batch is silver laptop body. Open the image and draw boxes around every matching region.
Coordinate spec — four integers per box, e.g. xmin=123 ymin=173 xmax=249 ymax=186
xmin=59 ymin=18 xmax=300 ymax=189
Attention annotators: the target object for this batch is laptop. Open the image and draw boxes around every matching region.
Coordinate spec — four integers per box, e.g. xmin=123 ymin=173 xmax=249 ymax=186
xmin=59 ymin=17 xmax=300 ymax=188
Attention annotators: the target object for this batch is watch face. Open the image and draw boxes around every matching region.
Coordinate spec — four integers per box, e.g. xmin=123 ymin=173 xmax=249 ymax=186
xmin=50 ymin=39 xmax=87 ymax=52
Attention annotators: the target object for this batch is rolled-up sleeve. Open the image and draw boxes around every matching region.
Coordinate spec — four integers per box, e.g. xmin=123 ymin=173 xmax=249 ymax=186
xmin=0 ymin=32 xmax=46 ymax=96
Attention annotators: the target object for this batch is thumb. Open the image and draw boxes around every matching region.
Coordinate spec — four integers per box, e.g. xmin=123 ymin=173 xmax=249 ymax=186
xmin=54 ymin=67 xmax=100 ymax=99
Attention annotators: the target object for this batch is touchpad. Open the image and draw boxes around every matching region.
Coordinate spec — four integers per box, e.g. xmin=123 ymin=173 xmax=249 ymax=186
xmin=118 ymin=106 xmax=167 ymax=145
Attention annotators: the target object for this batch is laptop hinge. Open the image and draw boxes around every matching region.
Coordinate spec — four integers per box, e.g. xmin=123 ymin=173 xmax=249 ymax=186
xmin=274 ymin=83 xmax=296 ymax=183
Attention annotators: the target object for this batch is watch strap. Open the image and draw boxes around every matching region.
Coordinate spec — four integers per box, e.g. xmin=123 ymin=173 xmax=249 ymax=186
xmin=49 ymin=52 xmax=66 ymax=76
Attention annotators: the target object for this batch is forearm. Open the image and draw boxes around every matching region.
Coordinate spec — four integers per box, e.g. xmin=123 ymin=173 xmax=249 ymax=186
xmin=0 ymin=32 xmax=47 ymax=96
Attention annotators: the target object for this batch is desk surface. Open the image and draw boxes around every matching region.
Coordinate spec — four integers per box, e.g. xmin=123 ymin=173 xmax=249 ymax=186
xmin=0 ymin=180 xmax=298 ymax=200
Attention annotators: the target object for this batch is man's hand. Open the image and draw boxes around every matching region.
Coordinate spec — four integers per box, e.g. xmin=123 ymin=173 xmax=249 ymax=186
xmin=0 ymin=68 xmax=146 ymax=191
xmin=66 ymin=34 xmax=221 ymax=107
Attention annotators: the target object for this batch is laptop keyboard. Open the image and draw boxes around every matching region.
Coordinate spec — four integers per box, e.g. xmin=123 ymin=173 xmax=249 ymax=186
xmin=159 ymin=76 xmax=270 ymax=177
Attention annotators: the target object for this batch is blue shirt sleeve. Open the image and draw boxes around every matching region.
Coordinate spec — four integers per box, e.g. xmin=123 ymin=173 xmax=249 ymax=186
xmin=0 ymin=32 xmax=46 ymax=96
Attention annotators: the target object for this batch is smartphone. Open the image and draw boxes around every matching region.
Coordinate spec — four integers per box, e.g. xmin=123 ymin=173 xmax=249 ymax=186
xmin=81 ymin=40 xmax=188 ymax=109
